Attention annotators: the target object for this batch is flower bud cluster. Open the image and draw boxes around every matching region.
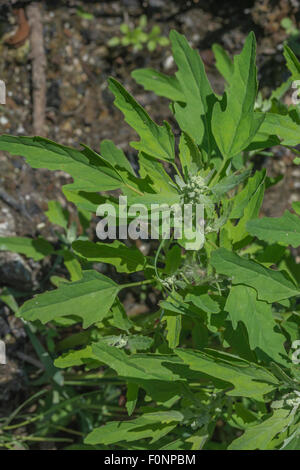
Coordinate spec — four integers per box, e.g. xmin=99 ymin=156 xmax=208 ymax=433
xmin=285 ymin=391 xmax=300 ymax=409
xmin=161 ymin=275 xmax=177 ymax=289
xmin=179 ymin=175 xmax=210 ymax=204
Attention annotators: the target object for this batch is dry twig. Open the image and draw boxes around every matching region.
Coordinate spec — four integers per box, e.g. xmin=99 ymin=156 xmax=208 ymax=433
xmin=27 ymin=2 xmax=47 ymax=136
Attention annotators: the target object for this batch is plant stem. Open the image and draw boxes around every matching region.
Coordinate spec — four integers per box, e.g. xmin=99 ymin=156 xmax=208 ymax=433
xmin=209 ymin=159 xmax=228 ymax=187
xmin=120 ymin=278 xmax=156 ymax=289
xmin=125 ymin=183 xmax=144 ymax=196
xmin=20 ymin=436 xmax=73 ymax=443
xmin=50 ymin=425 xmax=84 ymax=437
xmin=154 ymin=238 xmax=166 ymax=284
xmin=172 ymin=162 xmax=182 ymax=179
xmin=206 ymin=239 xmax=218 ymax=249
xmin=2 ymin=388 xmax=48 ymax=428
xmin=3 ymin=415 xmax=40 ymax=430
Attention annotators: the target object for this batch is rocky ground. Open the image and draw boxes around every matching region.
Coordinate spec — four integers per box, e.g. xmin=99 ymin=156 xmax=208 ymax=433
xmin=1 ymin=0 xmax=300 ymax=422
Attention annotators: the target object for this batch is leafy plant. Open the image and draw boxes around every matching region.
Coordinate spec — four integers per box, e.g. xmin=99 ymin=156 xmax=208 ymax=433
xmin=1 ymin=30 xmax=300 ymax=450
xmin=281 ymin=18 xmax=298 ymax=37
xmin=76 ymin=7 xmax=94 ymax=21
xmin=108 ymin=15 xmax=169 ymax=52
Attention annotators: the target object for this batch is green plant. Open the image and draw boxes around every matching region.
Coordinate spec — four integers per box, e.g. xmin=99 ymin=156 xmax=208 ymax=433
xmin=76 ymin=7 xmax=94 ymax=21
xmin=1 ymin=31 xmax=300 ymax=450
xmin=281 ymin=17 xmax=298 ymax=37
xmin=281 ymin=17 xmax=300 ymax=56
xmin=108 ymin=15 xmax=169 ymax=52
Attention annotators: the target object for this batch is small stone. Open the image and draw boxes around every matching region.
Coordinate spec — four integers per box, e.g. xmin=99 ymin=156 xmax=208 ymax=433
xmin=0 ymin=208 xmax=16 ymax=237
xmin=16 ymin=124 xmax=25 ymax=134
xmin=95 ymin=45 xmax=108 ymax=58
xmin=163 ymin=55 xmax=174 ymax=70
xmin=0 ymin=252 xmax=33 ymax=291
xmin=61 ymin=120 xmax=73 ymax=133
xmin=0 ymin=116 xmax=8 ymax=125
xmin=149 ymin=0 xmax=165 ymax=7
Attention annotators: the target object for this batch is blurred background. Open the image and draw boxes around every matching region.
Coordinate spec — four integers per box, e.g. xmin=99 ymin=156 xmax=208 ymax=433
xmin=1 ymin=0 xmax=300 ymax=442
xmin=1 ymin=1 xmax=300 ymax=234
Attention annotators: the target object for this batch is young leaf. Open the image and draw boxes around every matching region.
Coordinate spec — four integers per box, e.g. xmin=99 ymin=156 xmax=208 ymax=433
xmin=0 ymin=287 xmax=19 ymax=313
xmin=60 ymin=250 xmax=82 ymax=281
xmin=18 ymin=270 xmax=120 ymax=328
xmin=212 ymin=32 xmax=264 ymax=159
xmin=163 ymin=244 xmax=182 ymax=275
xmin=229 ymin=169 xmax=265 ymax=219
xmin=110 ymin=299 xmax=134 ymax=332
xmin=126 ymin=382 xmax=139 ymax=416
xmin=132 ymin=68 xmax=185 ymax=102
xmin=212 ymin=43 xmax=234 ymax=84
xmin=137 ymin=151 xmax=176 ymax=194
xmin=85 ymin=414 xmax=180 ymax=446
xmin=176 ymin=348 xmax=278 ymax=399
xmin=100 ymin=139 xmax=135 ymax=176
xmin=54 ymin=346 xmax=100 ymax=368
xmin=247 ymin=211 xmax=300 ymax=248
xmin=92 ymin=342 xmax=181 ymax=381
xmin=211 ymin=168 xmax=251 ymax=198
xmin=226 ymin=170 xmax=266 ymax=245
xmin=229 ymin=409 xmax=291 ymax=450
xmin=165 ymin=314 xmax=182 ymax=349
xmin=0 ymin=236 xmax=53 ymax=261
xmin=63 ymin=188 xmax=119 ymax=214
xmin=45 ymin=201 xmax=69 ymax=231
xmin=255 ymin=112 xmax=300 ymax=147
xmin=0 ymin=135 xmax=125 ymax=192
xmin=170 ymin=30 xmax=216 ymax=153
xmin=283 ymin=44 xmax=300 ymax=80
xmin=178 ymin=132 xmax=203 ymax=178
xmin=108 ymin=78 xmax=175 ymax=162
xmin=128 ymin=335 xmax=154 ymax=352
xmin=185 ymin=290 xmax=220 ymax=314
xmin=225 ymin=285 xmax=288 ymax=365
xmin=211 ymin=248 xmax=299 ymax=302
xmin=72 ymin=240 xmax=146 ymax=273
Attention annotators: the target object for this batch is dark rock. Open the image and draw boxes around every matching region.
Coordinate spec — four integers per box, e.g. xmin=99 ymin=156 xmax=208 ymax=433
xmin=148 ymin=0 xmax=165 ymax=9
xmin=0 ymin=252 xmax=33 ymax=290
xmin=47 ymin=80 xmax=61 ymax=110
xmin=0 ymin=207 xmax=16 ymax=237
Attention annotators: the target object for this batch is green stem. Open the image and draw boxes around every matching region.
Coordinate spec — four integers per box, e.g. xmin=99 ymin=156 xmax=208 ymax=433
xmin=206 ymin=239 xmax=218 ymax=250
xmin=2 ymin=390 xmax=104 ymax=431
xmin=154 ymin=238 xmax=166 ymax=284
xmin=125 ymin=183 xmax=144 ymax=196
xmin=120 ymin=278 xmax=156 ymax=290
xmin=19 ymin=436 xmax=73 ymax=443
xmin=3 ymin=415 xmax=41 ymax=430
xmin=2 ymin=389 xmax=48 ymax=428
xmin=209 ymin=159 xmax=228 ymax=187
xmin=172 ymin=162 xmax=183 ymax=179
xmin=63 ymin=378 xmax=122 ymax=386
xmin=50 ymin=425 xmax=84 ymax=437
